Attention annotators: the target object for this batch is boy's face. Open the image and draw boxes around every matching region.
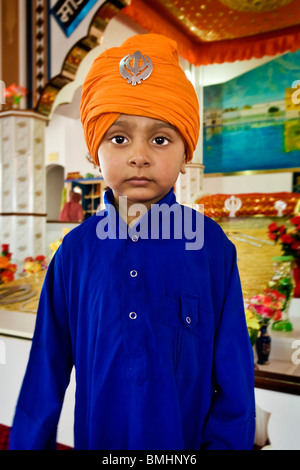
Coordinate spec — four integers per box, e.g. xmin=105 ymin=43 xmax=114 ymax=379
xmin=98 ymin=114 xmax=186 ymax=209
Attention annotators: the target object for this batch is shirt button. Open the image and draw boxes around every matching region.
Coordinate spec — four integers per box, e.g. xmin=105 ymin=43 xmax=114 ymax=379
xmin=131 ymin=235 xmax=139 ymax=242
xmin=129 ymin=312 xmax=137 ymax=320
xmin=186 ymin=316 xmax=191 ymax=324
xmin=130 ymin=270 xmax=138 ymax=277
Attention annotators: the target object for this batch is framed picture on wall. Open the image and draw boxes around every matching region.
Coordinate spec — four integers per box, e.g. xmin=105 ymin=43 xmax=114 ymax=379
xmin=203 ymin=49 xmax=300 ymax=175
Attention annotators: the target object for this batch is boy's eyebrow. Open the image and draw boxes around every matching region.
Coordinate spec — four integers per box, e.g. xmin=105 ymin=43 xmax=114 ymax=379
xmin=110 ymin=119 xmax=178 ymax=132
xmin=154 ymin=122 xmax=177 ymax=131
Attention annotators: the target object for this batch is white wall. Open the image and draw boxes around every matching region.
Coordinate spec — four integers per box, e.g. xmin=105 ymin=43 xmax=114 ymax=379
xmin=45 ymin=114 xmax=66 ymax=167
xmin=199 ymin=54 xmax=283 ymax=87
xmin=202 ymin=171 xmax=293 ymax=195
xmin=63 ymin=116 xmax=96 ymax=176
xmin=45 ymin=113 xmax=100 ymax=177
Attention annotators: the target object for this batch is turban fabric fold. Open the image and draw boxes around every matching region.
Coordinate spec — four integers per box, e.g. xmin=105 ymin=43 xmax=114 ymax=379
xmin=80 ymin=34 xmax=200 ymax=165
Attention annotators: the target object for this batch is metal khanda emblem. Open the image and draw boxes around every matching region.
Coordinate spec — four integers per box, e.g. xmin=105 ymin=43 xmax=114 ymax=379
xmin=119 ymin=51 xmax=153 ymax=86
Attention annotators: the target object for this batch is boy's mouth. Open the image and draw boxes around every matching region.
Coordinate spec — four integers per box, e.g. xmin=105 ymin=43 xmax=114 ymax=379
xmin=127 ymin=177 xmax=152 ymax=184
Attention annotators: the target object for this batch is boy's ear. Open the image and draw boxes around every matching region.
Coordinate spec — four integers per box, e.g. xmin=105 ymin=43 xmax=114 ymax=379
xmin=180 ymin=155 xmax=187 ymax=174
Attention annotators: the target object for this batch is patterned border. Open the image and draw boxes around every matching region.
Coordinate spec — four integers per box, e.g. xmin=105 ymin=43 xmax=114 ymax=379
xmin=35 ymin=0 xmax=129 ymax=116
xmin=27 ymin=0 xmax=50 ymax=108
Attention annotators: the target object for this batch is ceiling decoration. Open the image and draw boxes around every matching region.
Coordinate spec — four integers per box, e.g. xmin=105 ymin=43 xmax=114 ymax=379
xmin=219 ymin=0 xmax=293 ymax=13
xmin=122 ymin=0 xmax=300 ymax=64
xmin=35 ymin=0 xmax=300 ymax=117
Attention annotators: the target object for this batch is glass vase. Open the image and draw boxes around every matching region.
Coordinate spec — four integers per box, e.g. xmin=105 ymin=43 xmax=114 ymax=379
xmin=269 ymin=256 xmax=294 ymax=332
xmin=256 ymin=324 xmax=271 ymax=365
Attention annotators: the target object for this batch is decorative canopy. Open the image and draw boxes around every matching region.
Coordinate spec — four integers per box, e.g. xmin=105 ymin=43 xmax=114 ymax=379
xmin=36 ymin=0 xmax=300 ymax=117
xmin=122 ymin=0 xmax=300 ymax=64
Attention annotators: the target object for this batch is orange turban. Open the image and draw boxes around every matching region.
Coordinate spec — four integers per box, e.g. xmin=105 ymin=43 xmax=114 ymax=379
xmin=80 ymin=34 xmax=199 ymax=165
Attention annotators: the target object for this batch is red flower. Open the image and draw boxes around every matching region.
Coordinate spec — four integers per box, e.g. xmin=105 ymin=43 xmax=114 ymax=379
xmin=35 ymin=255 xmax=45 ymax=261
xmin=2 ymin=244 xmax=9 ymax=253
xmin=268 ymin=232 xmax=277 ymax=240
xmin=279 ymin=225 xmax=286 ymax=235
xmin=264 ymin=288 xmax=286 ymax=301
xmin=267 ymin=223 xmax=287 ymax=242
xmin=280 ymin=234 xmax=294 ymax=245
xmin=273 ymin=310 xmax=282 ymax=322
xmin=291 ymin=241 xmax=300 ymax=251
xmin=4 ymin=83 xmax=27 ymax=98
xmin=268 ymin=222 xmax=278 ymax=232
xmin=1 ymin=270 xmax=15 ymax=283
xmin=290 ymin=216 xmax=300 ymax=227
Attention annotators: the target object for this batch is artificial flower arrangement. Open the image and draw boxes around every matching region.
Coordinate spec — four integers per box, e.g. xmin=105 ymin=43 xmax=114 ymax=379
xmin=268 ymin=216 xmax=300 ymax=298
xmin=0 ymin=244 xmax=17 ymax=285
xmin=268 ymin=216 xmax=300 ymax=260
xmin=247 ymin=288 xmax=286 ymax=326
xmin=3 ymin=83 xmax=27 ymax=107
xmin=23 ymin=255 xmax=48 ymax=275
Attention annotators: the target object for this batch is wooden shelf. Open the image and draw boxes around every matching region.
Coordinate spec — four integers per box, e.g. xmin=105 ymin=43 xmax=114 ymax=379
xmin=64 ymin=177 xmax=106 ymax=221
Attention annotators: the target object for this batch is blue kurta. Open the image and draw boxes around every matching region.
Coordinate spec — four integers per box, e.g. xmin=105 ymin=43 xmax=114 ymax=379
xmin=10 ymin=189 xmax=255 ymax=450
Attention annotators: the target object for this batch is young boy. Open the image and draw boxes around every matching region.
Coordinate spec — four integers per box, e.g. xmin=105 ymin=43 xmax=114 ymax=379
xmin=10 ymin=34 xmax=255 ymax=450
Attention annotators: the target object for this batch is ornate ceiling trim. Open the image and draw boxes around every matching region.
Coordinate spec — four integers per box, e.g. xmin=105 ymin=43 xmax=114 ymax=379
xmin=121 ymin=0 xmax=300 ymax=65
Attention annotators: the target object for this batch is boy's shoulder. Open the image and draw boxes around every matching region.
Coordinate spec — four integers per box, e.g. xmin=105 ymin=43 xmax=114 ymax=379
xmin=180 ymin=203 xmax=231 ymax=239
xmin=175 ymin=203 xmax=234 ymax=255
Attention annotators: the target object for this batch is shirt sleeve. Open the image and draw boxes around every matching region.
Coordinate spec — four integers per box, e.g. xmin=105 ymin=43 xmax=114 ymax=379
xmin=9 ymin=246 xmax=73 ymax=450
xmin=201 ymin=241 xmax=256 ymax=450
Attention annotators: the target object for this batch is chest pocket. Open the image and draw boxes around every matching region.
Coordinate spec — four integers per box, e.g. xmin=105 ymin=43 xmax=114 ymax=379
xmin=180 ymin=294 xmax=199 ymax=330
xmin=160 ymin=293 xmax=213 ymax=377
xmin=160 ymin=292 xmax=212 ymax=340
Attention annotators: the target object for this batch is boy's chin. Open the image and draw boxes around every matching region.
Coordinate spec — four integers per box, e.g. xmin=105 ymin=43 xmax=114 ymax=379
xmin=125 ymin=191 xmax=170 ymax=205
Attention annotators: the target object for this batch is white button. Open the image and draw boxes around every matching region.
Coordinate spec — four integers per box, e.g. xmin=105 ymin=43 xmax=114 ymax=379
xmin=130 ymin=270 xmax=138 ymax=277
xmin=131 ymin=235 xmax=139 ymax=242
xmin=186 ymin=316 xmax=191 ymax=324
xmin=129 ymin=312 xmax=137 ymax=320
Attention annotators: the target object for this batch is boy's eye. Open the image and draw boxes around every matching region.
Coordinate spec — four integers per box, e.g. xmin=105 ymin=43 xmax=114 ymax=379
xmin=111 ymin=135 xmax=128 ymax=144
xmin=153 ymin=136 xmax=169 ymax=146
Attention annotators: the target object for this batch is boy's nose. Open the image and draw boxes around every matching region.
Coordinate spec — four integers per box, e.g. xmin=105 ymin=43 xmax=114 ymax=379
xmin=128 ymin=143 xmax=150 ymax=167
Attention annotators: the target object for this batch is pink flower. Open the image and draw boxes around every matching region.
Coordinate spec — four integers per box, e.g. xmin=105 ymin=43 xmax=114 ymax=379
xmin=249 ymin=304 xmax=273 ymax=318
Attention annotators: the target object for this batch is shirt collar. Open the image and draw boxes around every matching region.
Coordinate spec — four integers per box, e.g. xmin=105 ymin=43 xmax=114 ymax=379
xmin=102 ymin=188 xmax=178 ymax=239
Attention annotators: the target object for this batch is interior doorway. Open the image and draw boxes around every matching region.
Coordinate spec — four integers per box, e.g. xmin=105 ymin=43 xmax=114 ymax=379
xmin=46 ymin=164 xmax=65 ymax=221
